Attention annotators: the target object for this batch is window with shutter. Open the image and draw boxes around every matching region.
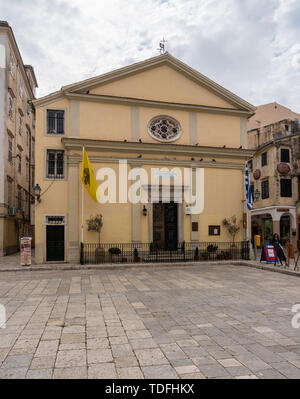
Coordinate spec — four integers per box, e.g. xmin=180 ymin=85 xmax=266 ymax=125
xmin=261 ymin=179 xmax=269 ymax=199
xmin=280 ymin=179 xmax=292 ymax=197
xmin=280 ymin=149 xmax=290 ymax=163
xmin=261 ymin=152 xmax=268 ymax=167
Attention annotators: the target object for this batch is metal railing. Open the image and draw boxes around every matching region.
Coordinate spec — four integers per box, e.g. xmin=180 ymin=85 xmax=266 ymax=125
xmin=80 ymin=241 xmax=250 ymax=265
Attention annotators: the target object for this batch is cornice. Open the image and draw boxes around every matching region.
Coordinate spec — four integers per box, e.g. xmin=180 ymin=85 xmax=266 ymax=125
xmin=32 ymin=91 xmax=64 ymax=108
xmin=65 ymin=93 xmax=253 ymax=117
xmin=62 ymin=138 xmax=254 ymax=160
xmin=67 ymin=154 xmax=244 ymax=170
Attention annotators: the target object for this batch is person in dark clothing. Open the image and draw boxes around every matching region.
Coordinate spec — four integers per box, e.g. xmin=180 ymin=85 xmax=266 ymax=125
xmin=272 ymin=233 xmax=287 ymax=267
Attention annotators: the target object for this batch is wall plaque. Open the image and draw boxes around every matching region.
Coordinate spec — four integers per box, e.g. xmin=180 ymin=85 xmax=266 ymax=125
xmin=209 ymin=225 xmax=220 ymax=236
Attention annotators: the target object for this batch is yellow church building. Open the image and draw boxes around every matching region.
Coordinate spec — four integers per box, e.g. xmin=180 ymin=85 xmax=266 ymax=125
xmin=33 ymin=53 xmax=255 ymax=264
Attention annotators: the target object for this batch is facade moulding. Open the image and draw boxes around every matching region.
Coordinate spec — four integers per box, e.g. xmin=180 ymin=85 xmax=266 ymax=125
xmin=62 ymin=138 xmax=254 ymax=160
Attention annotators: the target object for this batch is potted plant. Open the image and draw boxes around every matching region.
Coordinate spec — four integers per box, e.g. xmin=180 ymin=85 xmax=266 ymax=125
xmin=108 ymin=247 xmax=121 ymax=262
xmin=207 ymin=244 xmax=218 ymax=260
xmin=201 ymin=251 xmax=210 ymax=260
xmin=222 ymin=216 xmax=240 ymax=247
xmin=222 ymin=216 xmax=241 ymax=258
xmin=149 ymin=242 xmax=154 ymax=255
xmin=86 ymin=214 xmax=104 ymax=263
xmin=194 ymin=247 xmax=200 ymax=261
xmin=181 ymin=241 xmax=185 ymax=254
xmin=134 ymin=247 xmax=140 ymax=262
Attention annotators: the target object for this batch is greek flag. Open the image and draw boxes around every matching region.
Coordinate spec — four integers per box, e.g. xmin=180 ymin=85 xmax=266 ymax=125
xmin=245 ymin=161 xmax=253 ymax=210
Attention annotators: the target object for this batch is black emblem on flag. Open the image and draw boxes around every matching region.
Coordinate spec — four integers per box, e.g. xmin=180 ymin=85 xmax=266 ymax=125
xmin=84 ymin=168 xmax=90 ymax=185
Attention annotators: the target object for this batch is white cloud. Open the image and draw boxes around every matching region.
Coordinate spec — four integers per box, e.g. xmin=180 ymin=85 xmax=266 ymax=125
xmin=1 ymin=0 xmax=300 ymax=111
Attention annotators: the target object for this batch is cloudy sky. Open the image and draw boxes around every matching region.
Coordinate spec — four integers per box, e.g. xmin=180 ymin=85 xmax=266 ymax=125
xmin=1 ymin=0 xmax=300 ymax=110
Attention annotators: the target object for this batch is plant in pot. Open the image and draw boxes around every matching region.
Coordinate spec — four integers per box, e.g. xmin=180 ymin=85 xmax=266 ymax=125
xmin=86 ymin=214 xmax=104 ymax=263
xmin=207 ymin=244 xmax=218 ymax=260
xmin=222 ymin=216 xmax=241 ymax=259
xmin=149 ymin=242 xmax=154 ymax=255
xmin=108 ymin=247 xmax=121 ymax=262
xmin=134 ymin=247 xmax=140 ymax=262
xmin=194 ymin=247 xmax=200 ymax=261
xmin=201 ymin=251 xmax=210 ymax=260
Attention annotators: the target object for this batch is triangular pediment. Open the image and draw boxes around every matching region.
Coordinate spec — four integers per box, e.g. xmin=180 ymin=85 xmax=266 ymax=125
xmin=85 ymin=64 xmax=237 ymax=109
xmin=64 ymin=53 xmax=255 ymax=113
xmin=34 ymin=53 xmax=255 ymax=113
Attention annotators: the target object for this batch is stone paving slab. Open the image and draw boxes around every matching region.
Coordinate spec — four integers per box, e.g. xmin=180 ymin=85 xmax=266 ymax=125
xmin=0 ymin=264 xmax=300 ymax=379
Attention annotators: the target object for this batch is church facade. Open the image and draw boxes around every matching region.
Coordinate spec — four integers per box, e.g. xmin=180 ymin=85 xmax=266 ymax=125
xmin=33 ymin=53 xmax=255 ymax=264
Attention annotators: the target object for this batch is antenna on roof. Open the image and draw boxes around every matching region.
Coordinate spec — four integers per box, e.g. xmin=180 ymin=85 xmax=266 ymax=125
xmin=157 ymin=38 xmax=167 ymax=55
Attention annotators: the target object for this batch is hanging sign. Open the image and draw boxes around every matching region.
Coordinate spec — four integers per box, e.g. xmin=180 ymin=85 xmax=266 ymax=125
xmin=260 ymin=245 xmax=278 ymax=264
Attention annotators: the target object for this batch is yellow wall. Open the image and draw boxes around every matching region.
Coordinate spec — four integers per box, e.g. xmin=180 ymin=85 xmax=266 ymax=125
xmin=90 ymin=65 xmax=237 ymax=109
xmin=34 ymin=60 xmax=249 ymax=263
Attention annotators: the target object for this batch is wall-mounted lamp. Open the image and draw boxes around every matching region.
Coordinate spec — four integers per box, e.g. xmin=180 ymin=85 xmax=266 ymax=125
xmin=142 ymin=205 xmax=147 ymax=216
xmin=34 ymin=183 xmax=41 ymax=203
xmin=185 ymin=205 xmax=191 ymax=215
xmin=254 ymin=189 xmax=260 ymax=202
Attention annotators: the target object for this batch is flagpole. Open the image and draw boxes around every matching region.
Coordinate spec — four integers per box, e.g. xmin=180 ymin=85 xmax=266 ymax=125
xmin=81 ymin=145 xmax=84 ymax=244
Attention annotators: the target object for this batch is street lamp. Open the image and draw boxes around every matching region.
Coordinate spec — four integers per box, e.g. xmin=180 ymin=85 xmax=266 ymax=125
xmin=254 ymin=189 xmax=260 ymax=202
xmin=34 ymin=183 xmax=41 ymax=203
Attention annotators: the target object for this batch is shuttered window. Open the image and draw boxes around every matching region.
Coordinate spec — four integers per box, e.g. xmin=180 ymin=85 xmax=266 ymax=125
xmin=261 ymin=152 xmax=268 ymax=167
xmin=280 ymin=149 xmax=290 ymax=163
xmin=261 ymin=179 xmax=269 ymax=199
xmin=280 ymin=179 xmax=292 ymax=197
xmin=8 ymin=138 xmax=12 ymax=163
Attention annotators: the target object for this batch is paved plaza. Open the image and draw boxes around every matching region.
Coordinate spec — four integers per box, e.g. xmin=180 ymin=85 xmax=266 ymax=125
xmin=0 ymin=263 xmax=300 ymax=379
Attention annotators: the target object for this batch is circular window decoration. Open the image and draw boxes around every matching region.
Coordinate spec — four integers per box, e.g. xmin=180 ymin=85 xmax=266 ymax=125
xmin=148 ymin=115 xmax=182 ymax=142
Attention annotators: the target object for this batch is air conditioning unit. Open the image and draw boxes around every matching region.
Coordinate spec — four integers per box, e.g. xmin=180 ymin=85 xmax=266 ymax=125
xmin=8 ymin=206 xmax=16 ymax=216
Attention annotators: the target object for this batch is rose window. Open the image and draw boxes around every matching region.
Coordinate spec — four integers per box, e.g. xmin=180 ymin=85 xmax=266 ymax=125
xmin=148 ymin=116 xmax=182 ymax=142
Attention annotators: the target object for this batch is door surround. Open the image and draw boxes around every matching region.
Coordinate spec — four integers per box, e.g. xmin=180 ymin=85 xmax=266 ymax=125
xmin=144 ymin=184 xmax=186 ymax=244
xmin=44 ymin=214 xmax=67 ymax=263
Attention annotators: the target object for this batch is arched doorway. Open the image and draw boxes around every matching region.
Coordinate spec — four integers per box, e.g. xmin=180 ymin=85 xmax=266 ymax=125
xmin=280 ymin=214 xmax=290 ymax=245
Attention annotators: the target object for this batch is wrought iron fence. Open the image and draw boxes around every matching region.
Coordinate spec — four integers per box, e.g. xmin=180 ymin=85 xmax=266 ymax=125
xmin=80 ymin=241 xmax=250 ymax=265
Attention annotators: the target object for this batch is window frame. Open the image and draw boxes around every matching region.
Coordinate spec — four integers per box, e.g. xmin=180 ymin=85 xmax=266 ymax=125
xmin=19 ymin=78 xmax=23 ymax=98
xmin=7 ymin=180 xmax=12 ymax=207
xmin=18 ymin=153 xmax=22 ymax=174
xmin=261 ymin=152 xmax=268 ymax=167
xmin=248 ymin=159 xmax=253 ymax=172
xmin=8 ymin=138 xmax=12 ymax=163
xmin=261 ymin=179 xmax=269 ymax=199
xmin=8 ymin=96 xmax=13 ymax=119
xmin=280 ymin=178 xmax=292 ymax=198
xmin=46 ymin=110 xmax=65 ymax=135
xmin=46 ymin=150 xmax=65 ymax=179
xmin=19 ymin=115 xmax=23 ymax=136
xmin=9 ymin=54 xmax=14 ymax=76
xmin=280 ymin=148 xmax=290 ymax=163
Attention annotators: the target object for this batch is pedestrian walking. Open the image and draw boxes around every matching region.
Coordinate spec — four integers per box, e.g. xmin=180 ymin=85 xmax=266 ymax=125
xmin=272 ymin=233 xmax=287 ymax=267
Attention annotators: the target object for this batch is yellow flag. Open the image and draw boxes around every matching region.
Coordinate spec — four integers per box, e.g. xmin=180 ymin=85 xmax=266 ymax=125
xmin=81 ymin=148 xmax=98 ymax=202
